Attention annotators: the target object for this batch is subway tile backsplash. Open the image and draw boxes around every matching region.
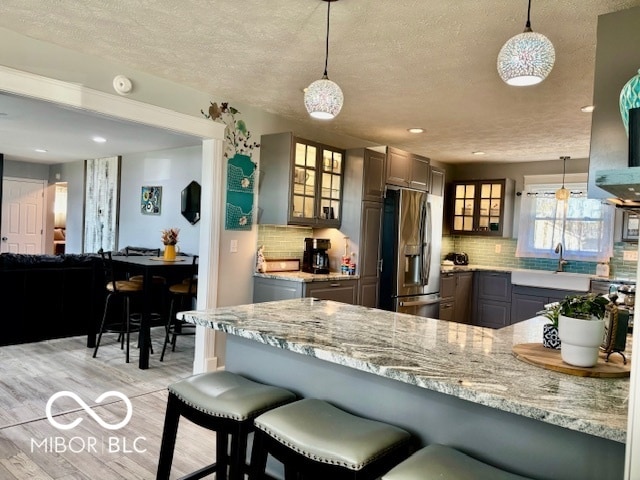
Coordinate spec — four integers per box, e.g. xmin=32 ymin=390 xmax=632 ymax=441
xmin=258 ymin=225 xmax=638 ymax=281
xmin=257 ymin=225 xmax=312 ymax=261
xmin=443 ymin=235 xmax=637 ymax=280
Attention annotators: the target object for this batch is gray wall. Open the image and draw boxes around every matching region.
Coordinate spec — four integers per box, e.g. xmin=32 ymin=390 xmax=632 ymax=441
xmin=118 ymin=145 xmax=202 ymax=255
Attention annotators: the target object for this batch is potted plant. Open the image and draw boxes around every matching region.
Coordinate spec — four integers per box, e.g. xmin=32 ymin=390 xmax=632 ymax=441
xmin=541 ymin=303 xmax=561 ymax=349
xmin=557 ymin=293 xmax=610 ymax=367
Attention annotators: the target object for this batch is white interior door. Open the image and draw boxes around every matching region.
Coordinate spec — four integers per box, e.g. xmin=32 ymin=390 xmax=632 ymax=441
xmin=1 ymin=177 xmax=45 ymax=254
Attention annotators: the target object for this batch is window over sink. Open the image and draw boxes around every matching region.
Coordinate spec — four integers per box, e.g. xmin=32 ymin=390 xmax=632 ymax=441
xmin=516 ymin=179 xmax=614 ymax=262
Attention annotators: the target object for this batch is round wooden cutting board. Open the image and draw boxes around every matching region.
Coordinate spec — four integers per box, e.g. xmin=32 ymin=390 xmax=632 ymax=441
xmin=512 ymin=343 xmax=630 ymax=378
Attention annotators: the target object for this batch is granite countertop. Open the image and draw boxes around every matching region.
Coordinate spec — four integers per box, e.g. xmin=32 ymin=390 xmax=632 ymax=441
xmin=179 ymin=299 xmax=630 ymax=443
xmin=254 ymin=271 xmax=359 ymax=282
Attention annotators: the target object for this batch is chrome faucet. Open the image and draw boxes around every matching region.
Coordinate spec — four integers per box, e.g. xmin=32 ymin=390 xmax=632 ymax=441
xmin=554 ymin=242 xmax=568 ymax=272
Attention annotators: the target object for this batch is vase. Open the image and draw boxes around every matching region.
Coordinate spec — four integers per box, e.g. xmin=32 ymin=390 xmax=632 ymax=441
xmin=164 ymin=244 xmax=176 ymax=261
xmin=542 ymin=324 xmax=561 ymax=349
xmin=619 ymin=68 xmax=640 ymax=136
xmin=558 ymin=314 xmax=605 ymax=367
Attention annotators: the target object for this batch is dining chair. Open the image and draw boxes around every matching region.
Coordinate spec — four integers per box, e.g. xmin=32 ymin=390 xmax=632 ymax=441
xmin=93 ymin=249 xmax=144 ymax=363
xmin=160 ymin=255 xmax=198 ymax=361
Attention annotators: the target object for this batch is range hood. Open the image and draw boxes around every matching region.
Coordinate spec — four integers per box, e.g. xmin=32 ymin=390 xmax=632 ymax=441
xmin=595 ymin=107 xmax=640 ymax=208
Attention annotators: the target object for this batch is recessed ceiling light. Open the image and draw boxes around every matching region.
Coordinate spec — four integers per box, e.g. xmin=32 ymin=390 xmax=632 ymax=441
xmin=92 ymin=136 xmax=107 ymax=143
xmin=581 ymin=105 xmax=595 ymax=113
xmin=34 ymin=148 xmax=47 ymax=153
xmin=407 ymin=128 xmax=424 ymax=134
xmin=472 ymin=151 xmax=486 ymax=155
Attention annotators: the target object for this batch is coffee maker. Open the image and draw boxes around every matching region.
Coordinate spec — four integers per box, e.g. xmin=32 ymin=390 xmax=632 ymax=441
xmin=302 ymin=238 xmax=331 ymax=274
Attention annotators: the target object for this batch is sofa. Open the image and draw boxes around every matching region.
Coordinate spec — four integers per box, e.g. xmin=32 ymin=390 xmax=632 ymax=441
xmin=0 ymin=253 xmax=102 ymax=346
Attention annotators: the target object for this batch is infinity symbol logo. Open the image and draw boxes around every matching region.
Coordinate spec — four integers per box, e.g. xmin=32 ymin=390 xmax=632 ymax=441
xmin=46 ymin=391 xmax=133 ymax=431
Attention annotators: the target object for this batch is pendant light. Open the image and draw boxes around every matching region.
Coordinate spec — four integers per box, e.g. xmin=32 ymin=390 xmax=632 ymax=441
xmin=555 ymin=156 xmax=570 ymax=201
xmin=497 ymin=0 xmax=555 ymax=86
xmin=304 ymin=0 xmax=343 ymax=120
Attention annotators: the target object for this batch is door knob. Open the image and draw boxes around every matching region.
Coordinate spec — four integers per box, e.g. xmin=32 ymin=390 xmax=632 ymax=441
xmin=1 ymin=237 xmax=7 ymax=241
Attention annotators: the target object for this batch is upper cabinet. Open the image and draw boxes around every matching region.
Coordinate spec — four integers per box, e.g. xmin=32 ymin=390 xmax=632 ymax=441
xmin=385 ymin=147 xmax=431 ymax=192
xmin=259 ymin=132 xmax=344 ymax=227
xmin=450 ymin=179 xmax=515 ymax=237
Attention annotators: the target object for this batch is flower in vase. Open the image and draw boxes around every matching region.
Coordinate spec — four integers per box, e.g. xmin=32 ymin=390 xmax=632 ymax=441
xmin=161 ymin=227 xmax=180 ymax=246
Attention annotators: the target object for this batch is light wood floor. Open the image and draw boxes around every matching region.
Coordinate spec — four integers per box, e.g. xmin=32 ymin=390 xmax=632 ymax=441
xmin=0 ymin=328 xmax=218 ymax=479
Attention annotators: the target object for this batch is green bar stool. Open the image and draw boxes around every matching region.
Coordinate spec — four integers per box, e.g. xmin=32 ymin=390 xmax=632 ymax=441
xmin=156 ymin=371 xmax=296 ymax=480
xmin=381 ymin=444 xmax=534 ymax=480
xmin=249 ymin=398 xmax=413 ymax=480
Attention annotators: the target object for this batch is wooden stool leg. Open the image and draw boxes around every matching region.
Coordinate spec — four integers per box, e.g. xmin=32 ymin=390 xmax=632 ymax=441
xmin=156 ymin=394 xmax=181 ymax=480
xmin=216 ymin=430 xmax=229 ymax=480
xmin=248 ymin=429 xmax=269 ymax=480
xmin=228 ymin=424 xmax=249 ymax=480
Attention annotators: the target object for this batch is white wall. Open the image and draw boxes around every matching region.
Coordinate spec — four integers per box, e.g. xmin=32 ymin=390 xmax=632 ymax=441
xmin=118 ymin=145 xmax=202 ymax=255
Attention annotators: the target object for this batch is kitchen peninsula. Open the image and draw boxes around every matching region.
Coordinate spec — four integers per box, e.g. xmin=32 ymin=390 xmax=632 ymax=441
xmin=179 ymin=299 xmax=628 ymax=480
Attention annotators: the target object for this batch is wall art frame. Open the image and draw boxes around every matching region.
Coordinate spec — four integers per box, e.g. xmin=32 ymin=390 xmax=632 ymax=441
xmin=141 ymin=186 xmax=162 ymax=215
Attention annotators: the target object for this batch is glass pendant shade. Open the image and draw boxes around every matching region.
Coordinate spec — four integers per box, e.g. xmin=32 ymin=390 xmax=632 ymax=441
xmin=619 ymin=68 xmax=640 ymax=135
xmin=497 ymin=31 xmax=555 ymax=86
xmin=555 ymin=187 xmax=569 ymax=201
xmin=304 ymin=76 xmax=344 ymax=120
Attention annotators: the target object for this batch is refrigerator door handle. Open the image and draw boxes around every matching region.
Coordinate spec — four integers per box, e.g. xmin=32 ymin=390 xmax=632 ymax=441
xmin=399 ymin=297 xmax=441 ymax=307
xmin=421 ymin=201 xmax=432 ymax=285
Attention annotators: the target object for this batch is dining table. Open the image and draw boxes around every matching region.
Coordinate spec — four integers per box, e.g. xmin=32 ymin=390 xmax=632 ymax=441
xmin=109 ymin=254 xmax=196 ymax=369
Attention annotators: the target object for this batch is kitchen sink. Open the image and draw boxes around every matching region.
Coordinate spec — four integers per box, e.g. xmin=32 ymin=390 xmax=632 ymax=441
xmin=510 ymin=269 xmax=592 ymax=292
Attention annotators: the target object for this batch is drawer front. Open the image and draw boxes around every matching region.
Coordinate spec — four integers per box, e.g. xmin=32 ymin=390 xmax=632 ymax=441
xmin=476 ymin=272 xmax=511 ymax=302
xmin=305 ymin=280 xmax=358 ymax=305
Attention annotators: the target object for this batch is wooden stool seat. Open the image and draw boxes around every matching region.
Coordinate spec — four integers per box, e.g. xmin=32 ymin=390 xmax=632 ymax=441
xmin=156 ymin=371 xmax=296 ymax=480
xmin=249 ymin=398 xmax=413 ymax=479
xmin=129 ymin=274 xmax=166 ymax=285
xmin=381 ymin=445 xmax=534 ymax=480
xmin=168 ymin=282 xmax=197 ymax=295
xmin=106 ymin=280 xmax=143 ymax=293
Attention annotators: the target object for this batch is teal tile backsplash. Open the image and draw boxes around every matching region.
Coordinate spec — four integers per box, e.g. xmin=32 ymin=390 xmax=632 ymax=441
xmin=443 ymin=235 xmax=637 ymax=280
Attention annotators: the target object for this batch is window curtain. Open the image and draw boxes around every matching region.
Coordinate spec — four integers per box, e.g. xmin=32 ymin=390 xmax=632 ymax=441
xmin=516 ymin=183 xmax=614 ymax=262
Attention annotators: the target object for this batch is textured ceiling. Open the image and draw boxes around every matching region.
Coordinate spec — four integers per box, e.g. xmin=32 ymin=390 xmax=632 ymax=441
xmin=1 ymin=0 xmax=640 ymax=164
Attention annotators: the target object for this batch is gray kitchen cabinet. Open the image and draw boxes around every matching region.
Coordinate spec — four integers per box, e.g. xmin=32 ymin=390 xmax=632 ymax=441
xmin=439 ymin=271 xmax=473 ymax=323
xmin=385 ymin=147 xmax=431 ymax=191
xmin=253 ymin=277 xmax=358 ymax=304
xmin=450 ymin=179 xmax=515 ymax=237
xmin=253 ymin=277 xmax=303 ymax=303
xmin=430 ymin=166 xmax=445 ymax=197
xmin=511 ymin=285 xmax=580 ymax=323
xmin=343 ymin=148 xmax=386 ymax=308
xmin=473 ymin=271 xmax=511 ymax=328
xmin=259 ymin=132 xmax=344 ymax=227
xmin=304 ymin=279 xmax=358 ymax=304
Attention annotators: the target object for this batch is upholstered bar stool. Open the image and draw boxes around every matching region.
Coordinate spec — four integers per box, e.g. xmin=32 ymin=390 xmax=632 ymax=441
xmin=156 ymin=371 xmax=296 ymax=480
xmin=249 ymin=398 xmax=413 ymax=480
xmin=381 ymin=444 xmax=534 ymax=480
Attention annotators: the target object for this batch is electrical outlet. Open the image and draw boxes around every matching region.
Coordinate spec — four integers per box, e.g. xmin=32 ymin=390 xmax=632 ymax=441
xmin=623 ymin=250 xmax=638 ymax=261
xmin=230 ymin=239 xmax=238 ymax=253
xmin=494 ymin=244 xmax=502 ymax=254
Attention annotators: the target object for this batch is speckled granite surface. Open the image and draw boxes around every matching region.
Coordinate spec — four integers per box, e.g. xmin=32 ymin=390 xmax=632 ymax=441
xmin=179 ymin=299 xmax=630 ymax=443
xmin=253 ymin=271 xmax=359 ymax=282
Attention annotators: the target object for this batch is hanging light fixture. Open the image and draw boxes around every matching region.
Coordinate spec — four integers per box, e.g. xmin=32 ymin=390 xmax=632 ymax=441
xmin=555 ymin=156 xmax=570 ymax=201
xmin=304 ymin=0 xmax=343 ymax=120
xmin=497 ymin=0 xmax=555 ymax=86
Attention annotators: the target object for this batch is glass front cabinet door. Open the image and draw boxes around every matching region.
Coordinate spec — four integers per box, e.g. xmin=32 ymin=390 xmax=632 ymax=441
xmin=290 ymin=137 xmax=343 ymax=227
xmin=451 ymin=179 xmax=514 ymax=236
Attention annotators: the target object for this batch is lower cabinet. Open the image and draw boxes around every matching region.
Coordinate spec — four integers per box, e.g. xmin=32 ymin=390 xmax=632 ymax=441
xmin=253 ymin=277 xmax=358 ymax=305
xmin=304 ymin=279 xmax=358 ymax=304
xmin=473 ymin=271 xmax=512 ymax=328
xmin=511 ymin=286 xmax=580 ymax=323
xmin=439 ymin=271 xmax=473 ymax=323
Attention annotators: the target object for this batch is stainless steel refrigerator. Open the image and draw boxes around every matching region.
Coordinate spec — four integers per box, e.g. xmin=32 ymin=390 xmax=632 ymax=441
xmin=379 ymin=188 xmax=443 ymax=318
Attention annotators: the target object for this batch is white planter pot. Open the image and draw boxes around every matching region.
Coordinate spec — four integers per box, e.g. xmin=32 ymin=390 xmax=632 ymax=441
xmin=558 ymin=314 xmax=605 ymax=367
